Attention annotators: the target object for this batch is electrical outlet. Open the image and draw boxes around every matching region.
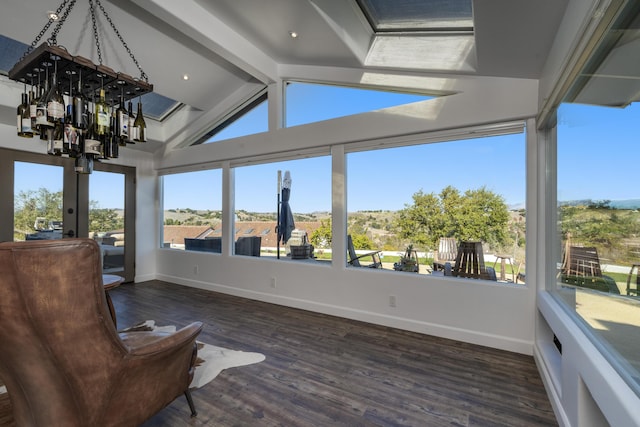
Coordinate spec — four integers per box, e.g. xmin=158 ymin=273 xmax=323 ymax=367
xmin=389 ymin=295 xmax=397 ymax=307
xmin=193 ymin=265 xmax=199 ymax=275
xmin=270 ymin=277 xmax=276 ymax=288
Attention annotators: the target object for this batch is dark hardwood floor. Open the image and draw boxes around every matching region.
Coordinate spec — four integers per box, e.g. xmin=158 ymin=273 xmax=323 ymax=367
xmin=1 ymin=280 xmax=557 ymax=426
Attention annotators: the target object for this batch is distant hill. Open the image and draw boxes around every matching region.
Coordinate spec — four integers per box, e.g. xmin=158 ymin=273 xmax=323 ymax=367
xmin=609 ymin=199 xmax=640 ymax=209
xmin=559 ymin=199 xmax=640 ymax=209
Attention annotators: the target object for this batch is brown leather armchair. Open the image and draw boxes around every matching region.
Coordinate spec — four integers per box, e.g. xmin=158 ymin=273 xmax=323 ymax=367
xmin=0 ymin=239 xmax=203 ymax=426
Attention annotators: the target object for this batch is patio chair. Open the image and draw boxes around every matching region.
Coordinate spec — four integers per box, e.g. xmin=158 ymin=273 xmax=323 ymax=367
xmin=626 ymin=264 xmax=640 ymax=296
xmin=347 ymin=235 xmax=382 ymax=268
xmin=446 ymin=241 xmax=497 ymax=281
xmin=560 ymin=245 xmax=619 ymax=294
xmin=433 ymin=237 xmax=458 ymax=271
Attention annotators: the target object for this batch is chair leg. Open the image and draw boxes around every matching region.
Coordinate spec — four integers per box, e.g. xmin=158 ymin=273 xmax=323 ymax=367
xmin=184 ymin=389 xmax=197 ymax=417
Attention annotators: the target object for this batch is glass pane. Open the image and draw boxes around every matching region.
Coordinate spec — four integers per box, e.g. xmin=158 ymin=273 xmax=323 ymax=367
xmin=556 ymin=102 xmax=640 ymax=393
xmin=357 ymin=0 xmax=473 ymax=31
xmin=286 ymin=82 xmax=430 ymax=128
xmin=14 ymin=162 xmax=64 ymax=242
xmin=347 ymin=134 xmax=526 ymax=279
xmin=89 ymin=171 xmax=125 ymax=273
xmin=162 ymin=169 xmax=223 ymax=250
xmin=202 ymin=97 xmax=268 ymax=143
xmin=130 ymin=92 xmax=180 ymax=121
xmin=234 ymin=156 xmax=331 ymax=261
xmin=0 ymin=34 xmax=27 ymax=74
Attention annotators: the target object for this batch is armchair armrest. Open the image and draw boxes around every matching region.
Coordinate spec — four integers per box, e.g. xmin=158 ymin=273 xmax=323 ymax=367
xmin=120 ymin=322 xmax=203 ymax=357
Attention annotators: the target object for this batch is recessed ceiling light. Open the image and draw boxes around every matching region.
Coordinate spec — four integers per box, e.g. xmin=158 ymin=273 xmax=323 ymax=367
xmin=47 ymin=11 xmax=59 ymax=21
xmin=182 ymin=74 xmax=190 ymax=81
xmin=289 ymin=31 xmax=298 ymax=39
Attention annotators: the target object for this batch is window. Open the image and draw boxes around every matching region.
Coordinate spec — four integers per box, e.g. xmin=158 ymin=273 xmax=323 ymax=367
xmin=356 ymin=0 xmax=473 ymax=32
xmin=0 ymin=34 xmax=26 ymax=74
xmin=233 ymin=156 xmax=331 ymax=260
xmin=89 ymin=170 xmax=125 ymax=273
xmin=551 ymin=0 xmax=640 ymax=396
xmin=347 ymin=133 xmax=526 ymax=278
xmin=195 ymin=92 xmax=268 ymax=144
xmin=286 ymin=82 xmax=430 ymax=127
xmin=13 ymin=162 xmax=64 ymax=242
xmin=130 ymin=93 xmax=180 ymax=121
xmin=555 ymin=102 xmax=640 ymax=394
xmin=355 ymin=0 xmax=475 ymax=70
xmin=161 ymin=169 xmax=222 ymax=250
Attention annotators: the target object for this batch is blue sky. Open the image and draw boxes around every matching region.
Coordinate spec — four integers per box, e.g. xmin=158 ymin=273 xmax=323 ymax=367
xmin=557 ymin=103 xmax=640 ymax=202
xmin=13 ymin=85 xmax=639 ymax=212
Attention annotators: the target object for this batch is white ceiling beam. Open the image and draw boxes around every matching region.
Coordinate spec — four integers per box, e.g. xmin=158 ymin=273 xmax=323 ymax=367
xmin=278 ymin=64 xmax=462 ymax=96
xmin=130 ymin=0 xmax=279 ymax=84
xmin=308 ymin=0 xmax=372 ymax=64
xmin=159 ymin=80 xmax=266 ymax=154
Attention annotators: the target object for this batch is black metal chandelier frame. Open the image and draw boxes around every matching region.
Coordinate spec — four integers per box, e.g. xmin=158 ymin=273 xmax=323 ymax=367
xmin=8 ymin=0 xmax=153 ymax=102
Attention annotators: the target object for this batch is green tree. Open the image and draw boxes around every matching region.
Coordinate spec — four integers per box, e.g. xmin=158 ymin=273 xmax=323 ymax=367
xmin=14 ymin=189 xmax=64 ymax=240
xmin=88 ymin=202 xmax=123 ymax=233
xmin=394 ymin=190 xmax=442 ymax=248
xmin=559 ymin=203 xmax=640 ymax=263
xmin=350 ymin=233 xmax=374 ymax=250
xmin=457 ymin=187 xmax=510 ymax=248
xmin=310 ymin=218 xmax=332 ymax=248
xmin=394 ymin=186 xmax=510 ymax=250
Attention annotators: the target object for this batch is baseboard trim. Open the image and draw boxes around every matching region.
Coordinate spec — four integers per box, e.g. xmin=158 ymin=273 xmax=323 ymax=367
xmin=154 ymin=274 xmax=534 ymax=355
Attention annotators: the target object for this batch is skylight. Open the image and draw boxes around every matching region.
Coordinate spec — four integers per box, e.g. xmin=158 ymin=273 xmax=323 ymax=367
xmin=0 ymin=34 xmax=25 ymax=74
xmin=356 ymin=0 xmax=476 ymax=72
xmin=357 ymin=0 xmax=473 ymax=33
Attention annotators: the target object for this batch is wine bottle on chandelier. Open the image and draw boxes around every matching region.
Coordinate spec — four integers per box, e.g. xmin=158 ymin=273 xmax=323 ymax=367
xmin=134 ymin=99 xmax=146 ymax=142
xmin=17 ymin=89 xmax=33 ymax=138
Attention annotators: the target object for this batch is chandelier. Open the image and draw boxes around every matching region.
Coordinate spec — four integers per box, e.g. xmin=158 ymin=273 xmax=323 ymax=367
xmin=9 ymin=0 xmax=153 ymax=174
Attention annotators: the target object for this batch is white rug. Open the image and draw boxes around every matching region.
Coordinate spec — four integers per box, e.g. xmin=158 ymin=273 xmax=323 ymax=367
xmin=191 ymin=341 xmax=265 ymax=388
xmin=123 ymin=320 xmax=266 ymax=389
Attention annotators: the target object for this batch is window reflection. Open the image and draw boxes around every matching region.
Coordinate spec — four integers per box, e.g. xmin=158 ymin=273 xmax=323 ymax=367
xmin=556 ymin=102 xmax=640 ymax=393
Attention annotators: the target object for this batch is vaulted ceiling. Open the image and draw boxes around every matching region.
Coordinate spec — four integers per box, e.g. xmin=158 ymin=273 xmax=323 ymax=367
xmin=0 ymin=0 xmax=570 ymax=153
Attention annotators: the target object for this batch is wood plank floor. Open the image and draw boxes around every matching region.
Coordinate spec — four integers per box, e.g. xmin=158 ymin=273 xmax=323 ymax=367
xmin=0 ymin=280 xmax=557 ymax=426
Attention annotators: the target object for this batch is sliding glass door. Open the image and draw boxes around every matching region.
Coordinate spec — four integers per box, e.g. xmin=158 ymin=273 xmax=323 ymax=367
xmin=0 ymin=148 xmax=135 ymax=282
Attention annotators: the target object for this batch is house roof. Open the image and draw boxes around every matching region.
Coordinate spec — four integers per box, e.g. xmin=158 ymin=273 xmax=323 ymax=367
xmin=164 ymin=222 xmax=321 ymax=248
xmin=163 ymin=225 xmax=215 ymax=245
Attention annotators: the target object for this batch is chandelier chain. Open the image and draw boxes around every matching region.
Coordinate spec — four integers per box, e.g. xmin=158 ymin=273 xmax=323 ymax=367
xmin=19 ymin=0 xmax=70 ymax=61
xmin=19 ymin=0 xmax=148 ymax=83
xmin=94 ymin=0 xmax=148 ymax=82
xmin=49 ymin=0 xmax=77 ymax=46
xmin=88 ymin=0 xmax=103 ymax=65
